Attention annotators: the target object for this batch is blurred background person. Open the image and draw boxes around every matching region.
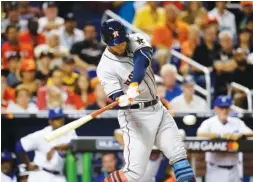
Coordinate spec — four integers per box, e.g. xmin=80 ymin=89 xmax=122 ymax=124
xmin=133 ymin=1 xmax=165 ymax=35
xmin=70 ymin=24 xmax=104 ymax=68
xmin=92 ymin=153 xmax=118 ymax=182
xmin=1 ymin=2 xmax=27 ymax=33
xmin=213 ymin=31 xmax=237 ymax=96
xmin=236 ymin=28 xmax=253 ymax=55
xmin=236 ymin=1 xmax=253 ymax=31
xmin=208 ymin=1 xmax=237 ymax=40
xmin=6 ymin=52 xmax=21 ymax=88
xmin=16 ymin=58 xmax=39 ymax=97
xmin=197 ymin=95 xmax=253 ymax=182
xmin=178 ymin=2 xmax=206 ymax=25
xmin=69 ymin=74 xmax=96 ymax=110
xmin=6 ymin=88 xmax=38 ymax=113
xmin=36 ymin=51 xmax=54 ymax=85
xmin=34 ymin=31 xmax=69 ymax=69
xmin=160 ymin=64 xmax=182 ymax=102
xmin=170 ymin=76 xmax=208 ymax=112
xmin=19 ymin=17 xmax=46 ymax=54
xmin=56 ymin=12 xmax=84 ymax=51
xmin=1 ymin=151 xmax=17 ymax=182
xmin=1 ymin=72 xmax=15 ymax=111
xmin=38 ymin=2 xmax=64 ymax=33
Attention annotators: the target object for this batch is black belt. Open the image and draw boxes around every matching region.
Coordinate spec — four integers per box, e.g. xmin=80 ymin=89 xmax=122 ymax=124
xmin=209 ymin=163 xmax=235 ymax=170
xmin=42 ymin=168 xmax=61 ymax=175
xmin=121 ymin=97 xmax=158 ymax=109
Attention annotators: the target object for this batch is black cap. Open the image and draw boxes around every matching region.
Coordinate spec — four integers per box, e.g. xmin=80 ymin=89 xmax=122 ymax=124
xmin=39 ymin=51 xmax=54 ymax=59
xmin=42 ymin=1 xmax=57 ymax=10
xmin=64 ymin=12 xmax=76 ymax=21
xmin=181 ymin=76 xmax=196 ymax=85
xmin=239 ymin=28 xmax=252 ymax=34
xmin=7 ymin=52 xmax=20 ymax=61
xmin=63 ymin=56 xmax=75 ymax=64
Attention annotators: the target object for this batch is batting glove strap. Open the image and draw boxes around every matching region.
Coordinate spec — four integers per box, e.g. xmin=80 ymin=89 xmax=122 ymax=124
xmin=118 ymin=95 xmax=131 ymax=107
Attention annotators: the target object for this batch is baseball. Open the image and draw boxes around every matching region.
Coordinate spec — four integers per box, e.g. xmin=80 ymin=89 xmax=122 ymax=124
xmin=183 ymin=115 xmax=197 ymax=125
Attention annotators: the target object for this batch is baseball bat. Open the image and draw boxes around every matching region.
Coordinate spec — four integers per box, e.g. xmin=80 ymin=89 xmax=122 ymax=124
xmin=44 ymin=101 xmax=119 ymax=142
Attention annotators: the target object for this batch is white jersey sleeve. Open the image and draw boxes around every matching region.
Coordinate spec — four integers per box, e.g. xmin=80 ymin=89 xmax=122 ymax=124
xmin=20 ymin=130 xmax=43 ymax=152
xmin=97 ymin=64 xmax=123 ymax=97
xmin=128 ymin=33 xmax=152 ymax=53
xmin=197 ymin=119 xmax=211 ymax=134
xmin=237 ymin=118 xmax=253 ymax=134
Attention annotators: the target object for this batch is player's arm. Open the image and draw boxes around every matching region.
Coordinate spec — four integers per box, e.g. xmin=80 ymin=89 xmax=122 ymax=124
xmin=197 ymin=120 xmax=221 ymax=139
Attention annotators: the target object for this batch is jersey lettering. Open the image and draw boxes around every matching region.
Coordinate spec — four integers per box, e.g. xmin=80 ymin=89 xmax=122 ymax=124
xmin=124 ymin=71 xmax=133 ymax=85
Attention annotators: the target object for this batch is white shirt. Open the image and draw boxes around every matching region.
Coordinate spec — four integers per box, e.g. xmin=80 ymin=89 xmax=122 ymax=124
xmin=170 ymin=94 xmax=208 ymax=112
xmin=208 ymin=8 xmax=236 ymax=38
xmin=6 ymin=101 xmax=38 ymax=113
xmin=197 ymin=116 xmax=252 ymax=165
xmin=1 ymin=172 xmax=17 ymax=182
xmin=21 ymin=126 xmax=77 ymax=172
xmin=38 ymin=16 xmax=64 ymax=33
xmin=1 ymin=18 xmax=27 ymax=33
xmin=54 ymin=27 xmax=84 ymax=50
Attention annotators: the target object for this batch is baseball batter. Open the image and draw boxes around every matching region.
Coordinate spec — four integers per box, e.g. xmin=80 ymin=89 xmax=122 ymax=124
xmin=197 ymin=95 xmax=253 ymax=182
xmin=15 ymin=108 xmax=77 ymax=182
xmin=97 ymin=19 xmax=196 ymax=182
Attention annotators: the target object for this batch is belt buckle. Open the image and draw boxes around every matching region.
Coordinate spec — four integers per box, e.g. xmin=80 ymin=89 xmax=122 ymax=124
xmin=138 ymin=102 xmax=145 ymax=109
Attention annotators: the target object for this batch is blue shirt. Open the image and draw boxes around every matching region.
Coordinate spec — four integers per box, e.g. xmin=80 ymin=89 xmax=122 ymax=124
xmin=165 ymin=83 xmax=182 ymax=101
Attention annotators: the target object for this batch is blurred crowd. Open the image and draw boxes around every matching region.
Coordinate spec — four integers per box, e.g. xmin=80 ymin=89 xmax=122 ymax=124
xmin=1 ymin=1 xmax=253 ymax=114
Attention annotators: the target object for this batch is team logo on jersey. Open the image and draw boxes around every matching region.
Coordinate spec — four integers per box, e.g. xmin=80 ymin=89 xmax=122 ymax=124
xmin=112 ymin=31 xmax=119 ymax=38
xmin=124 ymin=71 xmax=133 ymax=85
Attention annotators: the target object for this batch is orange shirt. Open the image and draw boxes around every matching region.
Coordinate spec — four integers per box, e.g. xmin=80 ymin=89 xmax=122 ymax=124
xmin=19 ymin=31 xmax=46 ymax=47
xmin=68 ymin=92 xmax=96 ymax=110
xmin=152 ymin=20 xmax=189 ymax=48
xmin=1 ymin=42 xmax=20 ymax=69
xmin=180 ymin=40 xmax=197 ymax=68
xmin=164 ymin=177 xmax=176 ymax=182
xmin=2 ymin=87 xmax=16 ymax=108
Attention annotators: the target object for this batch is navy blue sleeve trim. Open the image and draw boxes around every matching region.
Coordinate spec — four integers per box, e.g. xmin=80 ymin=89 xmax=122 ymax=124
xmin=132 ymin=47 xmax=153 ymax=84
xmin=15 ymin=140 xmax=26 ymax=153
xmin=109 ymin=91 xmax=124 ymax=101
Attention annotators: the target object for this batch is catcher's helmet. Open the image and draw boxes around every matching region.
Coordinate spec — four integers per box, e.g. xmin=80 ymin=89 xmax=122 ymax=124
xmin=101 ymin=19 xmax=128 ymax=46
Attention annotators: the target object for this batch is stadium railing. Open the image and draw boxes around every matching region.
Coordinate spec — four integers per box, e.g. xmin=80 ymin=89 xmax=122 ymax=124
xmin=228 ymin=82 xmax=253 ymax=113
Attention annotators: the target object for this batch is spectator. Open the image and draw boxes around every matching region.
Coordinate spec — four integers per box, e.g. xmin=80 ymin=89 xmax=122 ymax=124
xmin=164 ymin=165 xmax=176 ymax=182
xmin=69 ymin=75 xmax=96 ymax=110
xmin=36 ymin=51 xmax=54 ymax=85
xmin=18 ymin=1 xmax=34 ymax=20
xmin=1 ymin=25 xmax=20 ymax=69
xmin=56 ymin=12 xmax=84 ymax=50
xmin=180 ymin=25 xmax=200 ymax=75
xmin=152 ymin=4 xmax=188 ymax=67
xmin=208 ymin=2 xmax=236 ymax=39
xmin=6 ymin=52 xmax=21 ymax=88
xmin=192 ymin=24 xmax=219 ymax=70
xmin=170 ymin=76 xmax=208 ymax=112
xmin=58 ymin=56 xmax=79 ymax=91
xmin=34 ymin=31 xmax=69 ymax=69
xmin=236 ymin=28 xmax=253 ymax=55
xmin=71 ymin=24 xmax=104 ymax=68
xmin=133 ymin=2 xmax=165 ymax=35
xmin=6 ymin=88 xmax=38 ymax=113
xmin=152 ymin=4 xmax=188 ymax=48
xmin=16 ymin=59 xmax=39 ymax=96
xmin=92 ymin=153 xmax=118 ymax=182
xmin=193 ymin=10 xmax=208 ymax=35
xmin=1 ymin=151 xmax=17 ymax=182
xmin=236 ymin=1 xmax=253 ymax=31
xmin=37 ymin=69 xmax=73 ymax=110
xmin=1 ymin=2 xmax=28 ymax=33
xmin=230 ymin=48 xmax=253 ymax=109
xmin=178 ymin=2 xmax=206 ymax=25
xmin=1 ymin=73 xmax=15 ymax=111
xmin=38 ymin=2 xmax=64 ymax=33
xmin=87 ymin=84 xmax=109 ymax=110
xmin=160 ymin=64 xmax=182 ymax=101
xmin=19 ymin=17 xmax=46 ymax=53
xmin=213 ymin=31 xmax=237 ymax=95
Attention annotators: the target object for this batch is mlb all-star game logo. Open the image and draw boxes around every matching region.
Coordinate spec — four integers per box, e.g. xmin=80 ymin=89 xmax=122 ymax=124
xmin=185 ymin=140 xmax=239 ymax=152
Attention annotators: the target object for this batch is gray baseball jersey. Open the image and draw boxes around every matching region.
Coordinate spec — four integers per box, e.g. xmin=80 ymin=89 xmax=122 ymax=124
xmin=97 ymin=33 xmax=156 ymax=104
xmin=97 ymin=33 xmax=186 ymax=181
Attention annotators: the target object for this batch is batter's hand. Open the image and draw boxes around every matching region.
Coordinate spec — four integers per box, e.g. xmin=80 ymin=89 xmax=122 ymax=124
xmin=126 ymin=82 xmax=140 ymax=99
xmin=118 ymin=95 xmax=132 ymax=107
xmin=27 ymin=163 xmax=39 ymax=171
